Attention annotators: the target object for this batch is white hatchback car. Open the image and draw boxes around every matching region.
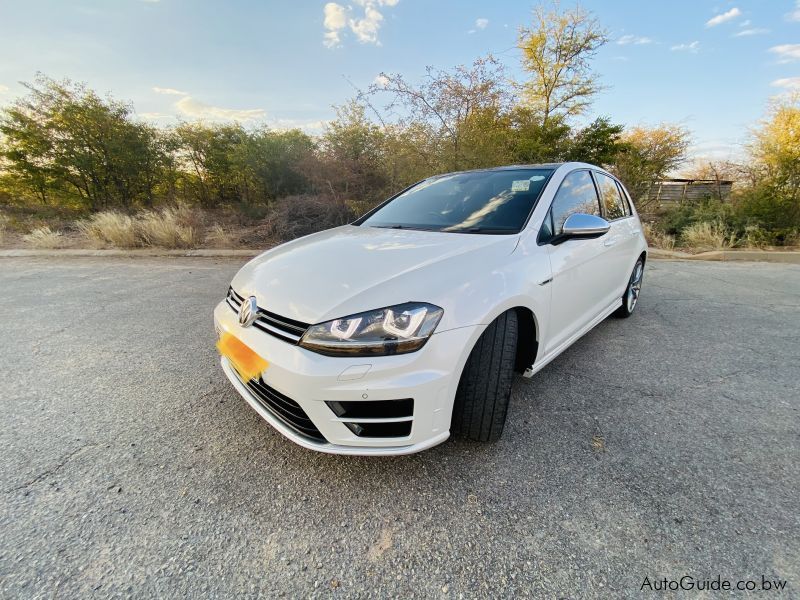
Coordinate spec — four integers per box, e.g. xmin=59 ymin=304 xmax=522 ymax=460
xmin=214 ymin=162 xmax=647 ymax=455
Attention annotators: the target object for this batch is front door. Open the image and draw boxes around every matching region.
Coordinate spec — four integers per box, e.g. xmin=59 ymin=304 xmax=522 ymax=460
xmin=542 ymin=170 xmax=611 ymax=354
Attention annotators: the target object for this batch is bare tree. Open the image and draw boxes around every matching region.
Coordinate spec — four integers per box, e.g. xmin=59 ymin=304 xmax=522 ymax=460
xmin=366 ymin=56 xmax=509 ymax=171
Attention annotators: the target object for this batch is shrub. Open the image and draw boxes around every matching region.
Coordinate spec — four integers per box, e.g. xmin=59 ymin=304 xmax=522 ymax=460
xmin=0 ymin=213 xmax=8 ymax=244
xmin=77 ymin=211 xmax=139 ymax=248
xmin=23 ymin=226 xmax=64 ymax=249
xmin=743 ymin=224 xmax=773 ymax=249
xmin=680 ymin=220 xmax=737 ymax=251
xmin=137 ymin=206 xmax=202 ymax=249
xmin=732 ymin=183 xmax=800 ymax=235
xmin=659 ymin=199 xmax=735 ymax=236
xmin=642 ymin=222 xmax=675 ymax=250
xmin=260 ymin=195 xmax=355 ymax=242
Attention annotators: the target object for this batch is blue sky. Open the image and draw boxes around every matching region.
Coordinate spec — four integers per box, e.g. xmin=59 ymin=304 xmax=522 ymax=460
xmin=0 ymin=0 xmax=798 ymax=163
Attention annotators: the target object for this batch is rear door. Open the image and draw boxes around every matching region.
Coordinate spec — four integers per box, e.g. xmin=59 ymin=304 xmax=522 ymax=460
xmin=593 ymin=171 xmax=639 ymax=299
xmin=542 ymin=170 xmax=610 ymax=354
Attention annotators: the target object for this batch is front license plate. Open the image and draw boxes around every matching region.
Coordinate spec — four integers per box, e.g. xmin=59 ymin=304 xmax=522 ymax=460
xmin=216 ymin=332 xmax=268 ymax=381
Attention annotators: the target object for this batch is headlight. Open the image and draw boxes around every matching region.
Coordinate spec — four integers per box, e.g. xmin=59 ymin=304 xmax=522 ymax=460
xmin=299 ymin=302 xmax=444 ymax=357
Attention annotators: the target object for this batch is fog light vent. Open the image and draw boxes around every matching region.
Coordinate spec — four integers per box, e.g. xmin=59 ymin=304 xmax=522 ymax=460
xmin=326 ymin=399 xmax=414 ymax=438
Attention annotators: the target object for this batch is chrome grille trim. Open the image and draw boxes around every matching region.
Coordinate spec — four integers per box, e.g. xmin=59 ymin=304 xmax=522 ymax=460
xmin=226 ymin=287 xmax=311 ymax=344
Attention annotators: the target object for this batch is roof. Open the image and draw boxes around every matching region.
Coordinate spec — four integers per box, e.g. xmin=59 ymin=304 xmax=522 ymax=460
xmin=431 ymin=162 xmax=570 ymax=178
xmin=657 ymin=177 xmax=734 ymax=185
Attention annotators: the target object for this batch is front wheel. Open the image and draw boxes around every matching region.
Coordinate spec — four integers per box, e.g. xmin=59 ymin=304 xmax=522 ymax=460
xmin=451 ymin=310 xmax=518 ymax=442
xmin=614 ymin=257 xmax=644 ymax=318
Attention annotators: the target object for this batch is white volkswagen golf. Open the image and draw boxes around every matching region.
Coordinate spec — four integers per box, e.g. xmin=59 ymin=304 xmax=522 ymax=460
xmin=213 ymin=162 xmax=647 ymax=455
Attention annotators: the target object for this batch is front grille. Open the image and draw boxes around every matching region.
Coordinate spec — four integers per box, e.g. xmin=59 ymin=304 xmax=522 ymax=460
xmin=235 ymin=371 xmax=326 ymax=442
xmin=226 ymin=287 xmax=311 ymax=344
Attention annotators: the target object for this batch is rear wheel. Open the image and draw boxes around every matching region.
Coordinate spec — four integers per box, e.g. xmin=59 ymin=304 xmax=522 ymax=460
xmin=451 ymin=310 xmax=518 ymax=442
xmin=614 ymin=257 xmax=644 ymax=318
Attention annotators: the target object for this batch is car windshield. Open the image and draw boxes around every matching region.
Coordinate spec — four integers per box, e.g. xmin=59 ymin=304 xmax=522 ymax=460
xmin=357 ymin=168 xmax=554 ymax=234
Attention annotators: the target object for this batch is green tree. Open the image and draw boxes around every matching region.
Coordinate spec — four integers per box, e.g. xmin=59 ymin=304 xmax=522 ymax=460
xmin=314 ymin=101 xmax=388 ymax=201
xmin=239 ymin=127 xmax=314 ymax=201
xmin=172 ymin=122 xmax=249 ymax=207
xmin=518 ymin=2 xmax=608 ymax=125
xmin=610 ymin=124 xmax=691 ymax=211
xmin=0 ymin=75 xmax=166 ymax=210
xmin=507 ymin=107 xmax=572 ymax=164
xmin=750 ymin=94 xmax=800 ymax=201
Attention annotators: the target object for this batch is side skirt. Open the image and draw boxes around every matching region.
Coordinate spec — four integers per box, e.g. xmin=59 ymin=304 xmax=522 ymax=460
xmin=522 ymin=298 xmax=623 ymax=378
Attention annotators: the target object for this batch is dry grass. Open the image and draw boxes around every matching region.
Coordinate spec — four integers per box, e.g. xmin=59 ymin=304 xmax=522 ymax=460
xmin=76 ymin=206 xmax=204 ymax=249
xmin=23 ymin=226 xmax=65 ymax=249
xmin=642 ymin=222 xmax=676 ymax=250
xmin=77 ymin=211 xmax=139 ymax=248
xmin=137 ymin=206 xmax=201 ymax=249
xmin=0 ymin=213 xmax=8 ymax=245
xmin=680 ymin=220 xmax=737 ymax=251
xmin=204 ymin=223 xmax=237 ymax=248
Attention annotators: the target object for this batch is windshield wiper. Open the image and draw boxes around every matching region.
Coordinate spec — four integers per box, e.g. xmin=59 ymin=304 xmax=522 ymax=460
xmin=448 ymin=227 xmax=517 ymax=234
xmin=373 ymin=224 xmax=437 ymax=231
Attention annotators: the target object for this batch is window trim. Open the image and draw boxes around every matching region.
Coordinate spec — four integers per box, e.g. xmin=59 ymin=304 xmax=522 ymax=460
xmin=592 ymin=170 xmax=631 ymax=222
xmin=537 ymin=168 xmax=602 ymax=245
xmin=614 ymin=180 xmax=634 ymax=216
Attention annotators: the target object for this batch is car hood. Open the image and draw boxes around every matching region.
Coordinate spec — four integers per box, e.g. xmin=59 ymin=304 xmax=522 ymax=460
xmin=231 ymin=225 xmax=520 ymax=326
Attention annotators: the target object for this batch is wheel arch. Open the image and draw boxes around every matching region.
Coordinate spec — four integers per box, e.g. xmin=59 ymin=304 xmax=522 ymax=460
xmin=473 ymin=302 xmax=540 ymax=375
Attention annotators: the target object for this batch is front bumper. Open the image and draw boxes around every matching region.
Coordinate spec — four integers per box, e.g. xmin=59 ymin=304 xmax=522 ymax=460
xmin=213 ymin=301 xmax=479 ymax=455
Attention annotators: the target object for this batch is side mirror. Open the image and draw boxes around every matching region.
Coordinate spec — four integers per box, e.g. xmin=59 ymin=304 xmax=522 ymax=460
xmin=554 ymin=213 xmax=610 ymax=244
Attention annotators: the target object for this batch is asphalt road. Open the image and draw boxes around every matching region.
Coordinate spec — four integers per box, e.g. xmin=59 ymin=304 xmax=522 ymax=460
xmin=1 ymin=257 xmax=798 ymax=598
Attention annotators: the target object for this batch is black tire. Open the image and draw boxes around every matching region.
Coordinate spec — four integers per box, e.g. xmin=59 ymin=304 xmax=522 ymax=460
xmin=451 ymin=310 xmax=518 ymax=442
xmin=614 ymin=256 xmax=645 ymax=318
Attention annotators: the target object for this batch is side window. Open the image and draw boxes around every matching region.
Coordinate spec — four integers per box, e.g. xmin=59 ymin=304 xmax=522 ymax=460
xmin=549 ymin=170 xmax=600 ymax=235
xmin=615 ymin=181 xmax=633 ymax=216
xmin=594 ymin=172 xmax=627 ymax=220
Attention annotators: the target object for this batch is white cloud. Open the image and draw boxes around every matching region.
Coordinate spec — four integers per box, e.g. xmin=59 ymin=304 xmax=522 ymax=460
xmin=138 ymin=112 xmax=173 ymax=120
xmin=772 ymin=77 xmax=800 ymax=90
xmin=734 ymin=28 xmax=769 ymax=37
xmin=671 ymin=41 xmax=700 ymax=53
xmin=322 ymin=0 xmax=399 ymax=47
xmin=323 ymin=31 xmax=341 ymax=48
xmin=688 ymin=139 xmax=742 ymax=162
xmin=323 ymin=3 xmax=347 ymax=47
xmin=770 ymin=44 xmax=800 ymax=63
xmin=0 ymin=84 xmax=9 ymax=93
xmin=475 ymin=18 xmax=489 ymax=30
xmin=373 ymin=74 xmax=389 ymax=87
xmin=787 ymin=1 xmax=800 ymax=22
xmin=706 ymin=7 xmax=741 ymax=27
xmin=739 ymin=19 xmax=751 ymax=27
xmin=349 ymin=5 xmax=384 ymax=44
xmin=268 ymin=118 xmax=330 ymax=133
xmin=617 ymin=34 xmax=653 ymax=45
xmin=153 ymin=86 xmax=187 ymax=96
xmin=323 ymin=3 xmax=346 ymax=30
xmin=175 ymin=96 xmax=266 ymax=121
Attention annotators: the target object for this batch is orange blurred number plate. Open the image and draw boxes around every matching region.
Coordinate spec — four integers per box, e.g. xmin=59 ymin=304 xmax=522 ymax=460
xmin=217 ymin=332 xmax=268 ymax=381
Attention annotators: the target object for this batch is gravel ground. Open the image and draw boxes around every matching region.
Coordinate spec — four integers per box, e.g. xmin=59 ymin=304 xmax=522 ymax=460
xmin=0 ymin=258 xmax=798 ymax=598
